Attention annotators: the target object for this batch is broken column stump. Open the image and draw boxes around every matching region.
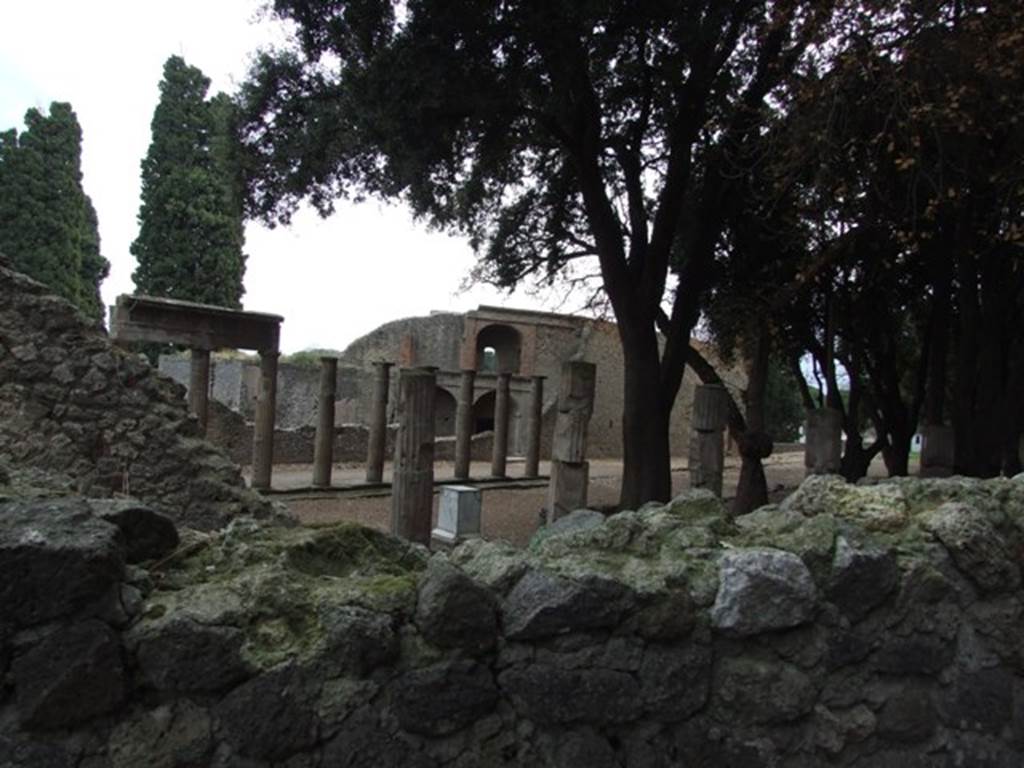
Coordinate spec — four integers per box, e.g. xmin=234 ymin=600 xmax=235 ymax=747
xmin=546 ymin=361 xmax=596 ymax=522
xmin=689 ymin=383 xmax=729 ymax=497
xmin=312 ymin=356 xmax=338 ymax=488
xmin=391 ymin=366 xmax=436 ymax=545
xmin=804 ymin=408 xmax=843 ymax=476
xmin=431 ymin=485 xmax=482 ymax=546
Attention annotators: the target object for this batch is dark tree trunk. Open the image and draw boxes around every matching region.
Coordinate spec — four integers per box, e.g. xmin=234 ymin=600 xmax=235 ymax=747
xmin=733 ymin=327 xmax=772 ymax=516
xmin=618 ymin=322 xmax=672 ymax=510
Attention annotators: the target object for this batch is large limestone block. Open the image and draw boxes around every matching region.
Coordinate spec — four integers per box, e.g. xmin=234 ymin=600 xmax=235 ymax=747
xmin=922 ymin=502 xmax=1022 ymax=593
xmin=711 ymin=549 xmax=817 ymax=636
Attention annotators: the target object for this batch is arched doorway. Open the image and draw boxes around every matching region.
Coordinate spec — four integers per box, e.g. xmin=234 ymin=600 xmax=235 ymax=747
xmin=434 ymin=387 xmax=457 ymax=437
xmin=475 ymin=324 xmax=522 ymax=374
xmin=472 ymin=390 xmax=523 ymax=453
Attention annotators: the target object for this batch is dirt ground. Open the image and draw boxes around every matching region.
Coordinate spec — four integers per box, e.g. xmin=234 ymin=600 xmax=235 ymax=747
xmin=263 ymin=449 xmax=902 ymax=549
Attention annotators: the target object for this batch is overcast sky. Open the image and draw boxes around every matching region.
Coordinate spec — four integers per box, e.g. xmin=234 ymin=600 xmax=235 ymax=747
xmin=0 ymin=0 xmax=558 ymax=353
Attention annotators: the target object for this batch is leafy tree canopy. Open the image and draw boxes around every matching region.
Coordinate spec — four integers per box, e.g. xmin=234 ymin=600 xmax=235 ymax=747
xmin=132 ymin=56 xmax=247 ymax=309
xmin=0 ymin=102 xmax=109 ymax=321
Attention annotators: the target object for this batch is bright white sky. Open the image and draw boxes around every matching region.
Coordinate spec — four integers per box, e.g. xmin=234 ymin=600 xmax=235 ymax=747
xmin=0 ymin=0 xmax=558 ymax=353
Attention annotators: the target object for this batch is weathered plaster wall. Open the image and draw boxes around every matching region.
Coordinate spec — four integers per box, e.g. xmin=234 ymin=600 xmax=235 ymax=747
xmin=3 ymin=475 xmax=1024 ymax=766
xmin=0 ymin=265 xmax=272 ymax=530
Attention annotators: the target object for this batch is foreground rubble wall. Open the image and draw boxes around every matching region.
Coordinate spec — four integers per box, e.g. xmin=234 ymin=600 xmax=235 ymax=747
xmin=0 ymin=264 xmax=272 ymax=529
xmin=2 ymin=474 xmax=1024 ymax=767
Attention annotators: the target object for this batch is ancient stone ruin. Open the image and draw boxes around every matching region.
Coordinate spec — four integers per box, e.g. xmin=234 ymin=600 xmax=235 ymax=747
xmin=3 ymin=264 xmax=1024 ymax=766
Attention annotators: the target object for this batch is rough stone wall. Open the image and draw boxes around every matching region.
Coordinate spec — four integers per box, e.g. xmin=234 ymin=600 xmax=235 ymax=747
xmin=340 ymin=313 xmax=464 ymax=371
xmin=4 ymin=473 xmax=1024 ymax=767
xmin=0 ymin=264 xmax=272 ymax=530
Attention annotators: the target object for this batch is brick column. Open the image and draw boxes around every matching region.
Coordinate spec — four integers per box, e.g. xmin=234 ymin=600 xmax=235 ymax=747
xmin=689 ymin=383 xmax=729 ymax=497
xmin=188 ymin=348 xmax=211 ymax=434
xmin=524 ymin=375 xmax=545 ymax=478
xmin=251 ymin=350 xmax=279 ymax=491
xmin=454 ymin=369 xmax=475 ymax=480
xmin=366 ymin=361 xmax=392 ymax=483
xmin=391 ymin=367 xmax=436 ymax=544
xmin=313 ymin=356 xmax=338 ymax=488
xmin=546 ymin=361 xmax=596 ymax=521
xmin=491 ymin=372 xmax=511 ymax=477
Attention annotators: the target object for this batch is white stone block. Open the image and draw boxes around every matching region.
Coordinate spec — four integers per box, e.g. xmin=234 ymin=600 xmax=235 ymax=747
xmin=432 ymin=485 xmax=482 ymax=545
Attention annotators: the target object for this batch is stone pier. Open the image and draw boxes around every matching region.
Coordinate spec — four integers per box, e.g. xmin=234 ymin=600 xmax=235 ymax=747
xmin=546 ymin=361 xmax=596 ymax=522
xmin=251 ymin=351 xmax=279 ymax=491
xmin=366 ymin=361 xmax=392 ymax=484
xmin=391 ymin=366 xmax=436 ymax=545
xmin=188 ymin=348 xmax=211 ymax=434
xmin=312 ymin=356 xmax=338 ymax=488
xmin=524 ymin=375 xmax=544 ymax=478
xmin=805 ymin=407 xmax=843 ymax=476
xmin=920 ymin=424 xmax=955 ymax=478
xmin=454 ymin=369 xmax=476 ymax=480
xmin=491 ymin=372 xmax=511 ymax=478
xmin=689 ymin=383 xmax=729 ymax=497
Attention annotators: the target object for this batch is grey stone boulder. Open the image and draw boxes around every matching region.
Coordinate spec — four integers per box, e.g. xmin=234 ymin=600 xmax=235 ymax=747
xmin=90 ymin=499 xmax=179 ymax=563
xmin=530 ymin=509 xmax=605 ymax=547
xmin=638 ymin=643 xmax=711 ymax=721
xmin=826 ymin=536 xmax=899 ymax=621
xmin=922 ymin=502 xmax=1021 ymax=593
xmin=415 ymin=557 xmax=498 ymax=654
xmin=711 ymin=549 xmax=817 ymax=636
xmin=500 ymin=662 xmax=641 ymax=724
xmin=712 ymin=657 xmax=816 ymax=725
xmin=10 ymin=619 xmax=125 ymax=729
xmin=215 ymin=664 xmax=320 ymax=761
xmin=319 ymin=604 xmax=398 ymax=677
xmin=108 ymin=700 xmax=213 ymax=768
xmin=502 ymin=568 xmax=636 ymax=640
xmin=129 ymin=616 xmax=251 ymax=693
xmin=0 ymin=498 xmax=124 ymax=628
xmin=393 ymin=660 xmax=498 ymax=736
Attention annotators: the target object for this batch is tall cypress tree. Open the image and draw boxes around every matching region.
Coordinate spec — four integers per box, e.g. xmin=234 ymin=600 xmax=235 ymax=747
xmin=131 ymin=56 xmax=246 ymax=308
xmin=0 ymin=102 xmax=109 ymax=321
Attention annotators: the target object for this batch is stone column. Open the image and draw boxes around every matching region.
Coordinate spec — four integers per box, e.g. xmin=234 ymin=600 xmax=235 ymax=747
xmin=188 ymin=348 xmax=211 ymax=434
xmin=689 ymin=383 xmax=730 ymax=497
xmin=805 ymin=407 xmax=843 ymax=476
xmin=920 ymin=424 xmax=955 ymax=478
xmin=546 ymin=361 xmax=596 ymax=522
xmin=391 ymin=367 xmax=436 ymax=545
xmin=312 ymin=356 xmax=338 ymax=488
xmin=454 ymin=369 xmax=476 ymax=480
xmin=251 ymin=350 xmax=279 ymax=491
xmin=491 ymin=372 xmax=512 ymax=477
xmin=524 ymin=375 xmax=545 ymax=478
xmin=365 ymin=361 xmax=392 ymax=484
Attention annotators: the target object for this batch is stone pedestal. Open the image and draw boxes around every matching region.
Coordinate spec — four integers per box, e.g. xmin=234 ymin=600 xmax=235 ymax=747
xmin=689 ymin=384 xmax=728 ymax=497
xmin=547 ymin=362 xmax=596 ymax=522
xmin=805 ymin=408 xmax=843 ymax=476
xmin=689 ymin=429 xmax=725 ymax=497
xmin=366 ymin=361 xmax=392 ymax=484
xmin=251 ymin=350 xmax=279 ymax=491
xmin=491 ymin=373 xmax=511 ymax=478
xmin=454 ymin=369 xmax=475 ymax=480
xmin=313 ymin=357 xmax=338 ymax=488
xmin=390 ymin=367 xmax=436 ymax=545
xmin=920 ymin=424 xmax=955 ymax=478
xmin=431 ymin=485 xmax=482 ymax=546
xmin=188 ymin=348 xmax=211 ymax=434
xmin=524 ymin=376 xmax=544 ymax=478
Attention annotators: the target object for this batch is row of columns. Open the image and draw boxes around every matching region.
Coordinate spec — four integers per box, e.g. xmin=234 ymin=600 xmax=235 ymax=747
xmin=304 ymin=360 xmax=547 ymax=491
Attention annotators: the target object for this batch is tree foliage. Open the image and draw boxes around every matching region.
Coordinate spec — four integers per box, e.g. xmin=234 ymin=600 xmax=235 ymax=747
xmin=132 ymin=56 xmax=247 ymax=308
xmin=239 ymin=0 xmax=848 ymax=507
xmin=0 ymin=102 xmax=109 ymax=321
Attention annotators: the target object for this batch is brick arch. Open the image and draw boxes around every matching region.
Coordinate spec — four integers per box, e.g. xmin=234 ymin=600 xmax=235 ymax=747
xmin=474 ymin=323 xmax=522 ymax=374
